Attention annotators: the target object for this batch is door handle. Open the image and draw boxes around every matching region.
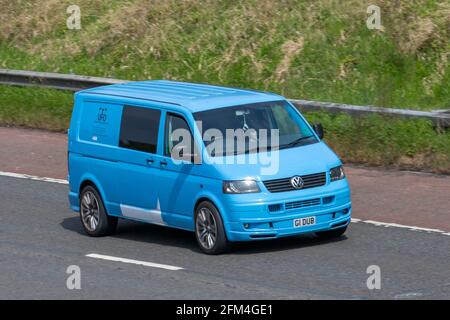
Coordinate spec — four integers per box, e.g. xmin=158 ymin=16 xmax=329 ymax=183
xmin=160 ymin=160 xmax=168 ymax=166
xmin=146 ymin=159 xmax=154 ymax=165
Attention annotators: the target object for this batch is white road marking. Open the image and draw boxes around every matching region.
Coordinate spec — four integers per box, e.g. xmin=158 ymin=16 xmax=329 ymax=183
xmin=1 ymin=171 xmax=449 ymax=237
xmin=0 ymin=171 xmax=68 ymax=184
xmin=351 ymin=218 xmax=450 ymax=236
xmin=86 ymin=253 xmax=184 ymax=271
xmin=394 ymin=292 xmax=423 ymax=299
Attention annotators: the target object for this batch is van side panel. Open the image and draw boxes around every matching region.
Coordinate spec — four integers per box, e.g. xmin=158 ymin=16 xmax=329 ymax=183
xmin=68 ymin=98 xmax=123 ymax=216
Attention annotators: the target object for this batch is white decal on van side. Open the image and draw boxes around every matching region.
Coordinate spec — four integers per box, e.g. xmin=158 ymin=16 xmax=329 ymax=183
xmin=120 ymin=199 xmax=165 ymax=226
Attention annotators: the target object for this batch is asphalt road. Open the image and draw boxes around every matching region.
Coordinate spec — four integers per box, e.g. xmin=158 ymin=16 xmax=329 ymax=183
xmin=1 ymin=175 xmax=449 ymax=299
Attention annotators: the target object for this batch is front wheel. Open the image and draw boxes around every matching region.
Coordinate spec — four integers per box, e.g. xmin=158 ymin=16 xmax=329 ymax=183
xmin=79 ymin=186 xmax=117 ymax=237
xmin=315 ymin=226 xmax=347 ymax=239
xmin=194 ymin=201 xmax=229 ymax=254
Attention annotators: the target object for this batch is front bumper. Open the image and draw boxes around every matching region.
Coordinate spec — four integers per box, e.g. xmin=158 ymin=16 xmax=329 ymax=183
xmin=225 ymin=204 xmax=351 ymax=241
xmin=223 ymin=179 xmax=351 ymax=241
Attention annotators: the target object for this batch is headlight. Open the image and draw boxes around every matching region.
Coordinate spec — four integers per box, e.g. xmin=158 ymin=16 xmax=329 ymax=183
xmin=330 ymin=165 xmax=345 ymax=182
xmin=223 ymin=180 xmax=261 ymax=194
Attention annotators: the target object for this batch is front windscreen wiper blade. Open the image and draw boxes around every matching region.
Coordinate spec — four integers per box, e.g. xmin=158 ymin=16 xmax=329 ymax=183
xmin=233 ymin=145 xmax=277 ymax=155
xmin=279 ymin=135 xmax=315 ymax=149
xmin=234 ymin=136 xmax=315 ymax=154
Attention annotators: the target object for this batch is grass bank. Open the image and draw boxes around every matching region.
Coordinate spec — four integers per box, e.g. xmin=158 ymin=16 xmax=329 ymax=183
xmin=0 ymin=0 xmax=449 ymax=109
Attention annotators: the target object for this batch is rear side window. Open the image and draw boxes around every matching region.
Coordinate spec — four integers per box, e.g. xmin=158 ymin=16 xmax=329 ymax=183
xmin=119 ymin=106 xmax=161 ymax=153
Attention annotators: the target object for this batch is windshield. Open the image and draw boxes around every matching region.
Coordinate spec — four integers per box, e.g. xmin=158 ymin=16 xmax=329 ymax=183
xmin=193 ymin=100 xmax=317 ymax=156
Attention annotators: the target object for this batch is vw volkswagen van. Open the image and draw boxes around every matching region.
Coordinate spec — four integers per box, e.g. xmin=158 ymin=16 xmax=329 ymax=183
xmin=68 ymin=81 xmax=351 ymax=254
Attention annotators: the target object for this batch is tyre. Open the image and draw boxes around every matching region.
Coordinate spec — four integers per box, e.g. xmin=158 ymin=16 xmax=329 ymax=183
xmin=79 ymin=185 xmax=118 ymax=237
xmin=315 ymin=226 xmax=347 ymax=239
xmin=194 ymin=201 xmax=229 ymax=254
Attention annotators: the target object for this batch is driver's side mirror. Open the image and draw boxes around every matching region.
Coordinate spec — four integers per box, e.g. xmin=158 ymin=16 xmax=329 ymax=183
xmin=312 ymin=123 xmax=324 ymax=140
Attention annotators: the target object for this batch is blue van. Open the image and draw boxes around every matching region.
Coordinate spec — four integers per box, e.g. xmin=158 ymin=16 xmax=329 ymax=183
xmin=68 ymin=81 xmax=351 ymax=254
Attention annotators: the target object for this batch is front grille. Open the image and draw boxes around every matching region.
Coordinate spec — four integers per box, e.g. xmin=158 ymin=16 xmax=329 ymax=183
xmin=263 ymin=172 xmax=326 ymax=193
xmin=285 ymin=198 xmax=321 ymax=210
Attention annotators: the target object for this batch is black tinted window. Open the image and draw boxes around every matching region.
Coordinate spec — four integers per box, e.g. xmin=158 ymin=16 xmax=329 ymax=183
xmin=119 ymin=106 xmax=160 ymax=153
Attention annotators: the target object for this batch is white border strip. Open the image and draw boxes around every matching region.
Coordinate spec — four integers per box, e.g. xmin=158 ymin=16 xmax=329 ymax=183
xmin=86 ymin=253 xmax=183 ymax=271
xmin=351 ymin=218 xmax=450 ymax=236
xmin=0 ymin=171 xmax=68 ymax=184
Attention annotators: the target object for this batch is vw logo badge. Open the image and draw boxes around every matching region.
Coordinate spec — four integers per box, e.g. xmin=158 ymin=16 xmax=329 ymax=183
xmin=290 ymin=176 xmax=304 ymax=189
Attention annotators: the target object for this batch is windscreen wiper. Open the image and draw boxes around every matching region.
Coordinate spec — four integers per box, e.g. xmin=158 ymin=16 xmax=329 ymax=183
xmin=279 ymin=135 xmax=315 ymax=149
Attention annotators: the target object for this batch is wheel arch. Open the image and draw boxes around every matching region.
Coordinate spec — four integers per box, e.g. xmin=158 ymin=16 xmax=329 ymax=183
xmin=80 ymin=179 xmax=97 ymax=194
xmin=193 ymin=193 xmax=230 ymax=224
xmin=78 ymin=175 xmax=107 ymax=204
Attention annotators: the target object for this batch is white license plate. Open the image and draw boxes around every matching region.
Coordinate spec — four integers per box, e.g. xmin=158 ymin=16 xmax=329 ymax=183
xmin=293 ymin=216 xmax=316 ymax=228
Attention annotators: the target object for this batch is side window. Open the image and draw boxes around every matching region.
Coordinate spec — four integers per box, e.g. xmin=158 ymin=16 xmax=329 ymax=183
xmin=165 ymin=113 xmax=196 ymax=161
xmin=119 ymin=106 xmax=161 ymax=153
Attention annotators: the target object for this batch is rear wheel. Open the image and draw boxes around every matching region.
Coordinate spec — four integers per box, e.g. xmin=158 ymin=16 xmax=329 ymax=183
xmin=79 ymin=185 xmax=117 ymax=237
xmin=315 ymin=226 xmax=347 ymax=239
xmin=195 ymin=201 xmax=229 ymax=254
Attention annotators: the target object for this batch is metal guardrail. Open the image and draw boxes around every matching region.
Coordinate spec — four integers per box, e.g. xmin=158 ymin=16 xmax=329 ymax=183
xmin=1 ymin=69 xmax=449 ymax=127
xmin=0 ymin=69 xmax=125 ymax=91
xmin=290 ymin=100 xmax=450 ymax=127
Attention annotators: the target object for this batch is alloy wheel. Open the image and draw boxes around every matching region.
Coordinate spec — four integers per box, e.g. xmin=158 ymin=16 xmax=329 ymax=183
xmin=80 ymin=191 xmax=100 ymax=232
xmin=196 ymin=207 xmax=217 ymax=249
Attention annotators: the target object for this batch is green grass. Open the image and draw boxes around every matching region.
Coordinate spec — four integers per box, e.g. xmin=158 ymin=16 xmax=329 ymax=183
xmin=0 ymin=0 xmax=448 ymax=109
xmin=0 ymin=0 xmax=449 ymax=172
xmin=305 ymin=112 xmax=450 ymax=173
xmin=0 ymin=86 xmax=73 ymax=130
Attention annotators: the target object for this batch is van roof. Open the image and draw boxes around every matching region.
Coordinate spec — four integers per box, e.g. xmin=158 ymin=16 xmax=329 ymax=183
xmin=79 ymin=80 xmax=284 ymax=112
